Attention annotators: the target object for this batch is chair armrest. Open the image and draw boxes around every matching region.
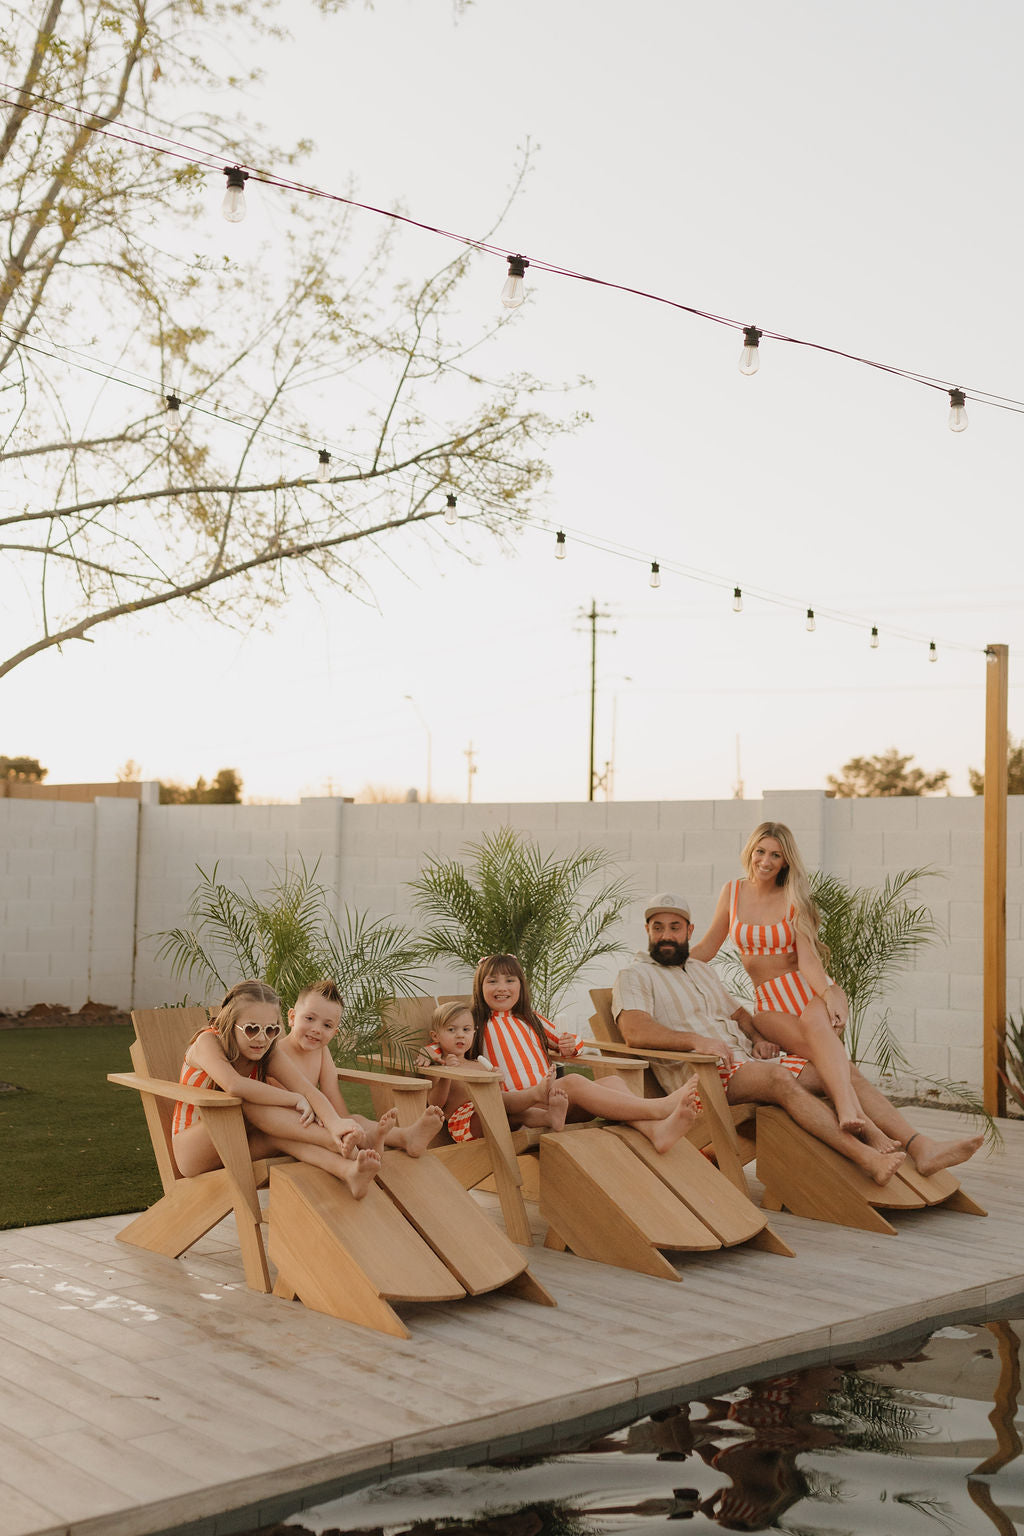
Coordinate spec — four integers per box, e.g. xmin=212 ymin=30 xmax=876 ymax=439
xmin=336 ymin=1067 xmax=432 ymax=1092
xmin=577 ymin=1038 xmax=722 ymax=1064
xmin=413 ymin=1063 xmax=505 ymax=1085
xmin=107 ymin=1071 xmax=242 ymax=1107
xmin=572 ymin=1051 xmax=649 ymax=1072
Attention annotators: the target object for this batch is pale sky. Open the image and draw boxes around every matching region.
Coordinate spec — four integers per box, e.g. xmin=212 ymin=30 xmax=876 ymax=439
xmin=3 ymin=0 xmax=1021 ymax=803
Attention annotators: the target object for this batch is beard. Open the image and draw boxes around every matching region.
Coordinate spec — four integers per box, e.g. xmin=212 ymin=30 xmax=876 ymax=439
xmin=649 ymin=938 xmax=689 ymax=968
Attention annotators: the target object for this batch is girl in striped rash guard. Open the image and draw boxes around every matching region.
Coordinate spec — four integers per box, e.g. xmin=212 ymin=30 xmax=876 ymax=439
xmin=471 ymin=954 xmax=700 ymax=1153
xmin=691 ymin=821 xmax=894 ymax=1148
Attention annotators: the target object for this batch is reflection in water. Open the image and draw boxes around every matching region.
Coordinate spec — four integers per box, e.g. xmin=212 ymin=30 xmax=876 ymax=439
xmin=270 ymin=1316 xmax=1024 ymax=1536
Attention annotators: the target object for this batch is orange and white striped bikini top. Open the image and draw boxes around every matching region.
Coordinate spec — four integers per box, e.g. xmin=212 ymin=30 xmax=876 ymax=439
xmin=729 ymin=879 xmax=798 ymax=957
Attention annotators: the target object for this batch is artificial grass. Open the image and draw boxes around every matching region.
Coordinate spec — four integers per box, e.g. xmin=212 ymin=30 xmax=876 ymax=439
xmin=0 ymin=1026 xmax=378 ymax=1229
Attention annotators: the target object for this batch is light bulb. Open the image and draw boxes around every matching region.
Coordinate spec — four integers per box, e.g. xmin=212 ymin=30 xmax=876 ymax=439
xmin=739 ymin=325 xmax=762 ymax=375
xmin=316 ymin=449 xmax=331 ymax=483
xmin=221 ymin=165 xmax=248 ymax=223
xmin=444 ymin=493 xmax=458 ymax=526
xmin=501 ymin=254 xmax=529 ymax=309
xmin=806 ymin=608 xmax=816 ymax=633
xmin=733 ymin=586 xmax=743 ymax=613
xmin=165 ymin=393 xmax=182 ymax=433
xmin=555 ymin=530 xmax=566 ymax=560
xmin=929 ymin=641 xmax=937 ymax=663
xmin=948 ymin=387 xmax=968 ymax=433
xmin=987 ymin=647 xmax=998 ymax=666
xmin=870 ymin=626 xmax=879 ymax=649
xmin=649 ymin=561 xmax=661 ymax=589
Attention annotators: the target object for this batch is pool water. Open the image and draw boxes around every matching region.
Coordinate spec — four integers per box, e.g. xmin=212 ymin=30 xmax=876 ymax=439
xmin=272 ymin=1316 xmax=1024 ymax=1535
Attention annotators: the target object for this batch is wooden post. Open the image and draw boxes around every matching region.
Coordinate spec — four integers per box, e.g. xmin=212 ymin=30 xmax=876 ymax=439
xmin=983 ymin=643 xmax=1008 ymax=1117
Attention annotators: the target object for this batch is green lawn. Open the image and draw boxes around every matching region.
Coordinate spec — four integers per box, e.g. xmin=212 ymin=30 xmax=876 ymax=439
xmin=0 ymin=1027 xmax=377 ymax=1229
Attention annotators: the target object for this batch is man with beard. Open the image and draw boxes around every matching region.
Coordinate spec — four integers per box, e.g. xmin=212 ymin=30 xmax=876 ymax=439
xmin=611 ymin=894 xmax=982 ymax=1184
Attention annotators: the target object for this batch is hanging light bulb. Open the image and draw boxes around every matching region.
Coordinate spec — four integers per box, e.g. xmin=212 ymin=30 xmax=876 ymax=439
xmin=805 ymin=607 xmax=816 ymax=633
xmin=739 ymin=325 xmax=762 ymax=375
xmin=555 ymin=530 xmax=567 ymax=560
xmin=870 ymin=626 xmax=879 ymax=649
xmin=444 ymin=493 xmax=458 ymax=526
xmin=733 ymin=586 xmax=743 ymax=613
xmin=649 ymin=561 xmax=661 ymax=589
xmin=165 ymin=393 xmax=182 ymax=432
xmin=316 ymin=448 xmax=331 ymax=483
xmin=929 ymin=640 xmax=937 ymax=663
xmin=221 ymin=165 xmax=249 ymax=223
xmin=948 ymin=387 xmax=968 ymax=433
xmin=501 ymin=254 xmax=529 ymax=309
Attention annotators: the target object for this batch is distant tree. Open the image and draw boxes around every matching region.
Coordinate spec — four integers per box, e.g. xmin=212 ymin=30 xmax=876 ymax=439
xmin=826 ymin=748 xmax=950 ymax=798
xmin=968 ymin=734 xmax=1024 ymax=795
xmin=159 ymin=768 xmax=242 ymax=805
xmin=116 ymin=759 xmax=142 ymax=783
xmin=0 ymin=755 xmax=46 ymax=781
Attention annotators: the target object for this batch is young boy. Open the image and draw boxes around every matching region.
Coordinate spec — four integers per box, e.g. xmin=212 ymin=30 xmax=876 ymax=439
xmin=268 ymin=980 xmax=445 ymax=1156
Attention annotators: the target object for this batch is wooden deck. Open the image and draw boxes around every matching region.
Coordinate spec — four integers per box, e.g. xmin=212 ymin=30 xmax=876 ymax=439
xmin=1 ymin=1106 xmax=1023 ymax=1536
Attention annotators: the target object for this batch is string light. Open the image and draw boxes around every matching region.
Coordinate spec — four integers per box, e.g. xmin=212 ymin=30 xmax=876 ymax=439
xmin=221 ymin=165 xmax=248 ymax=223
xmin=739 ymin=326 xmax=762 ymax=376
xmin=444 ymin=492 xmax=458 ymax=526
xmin=649 ymin=560 xmax=661 ymax=589
xmin=316 ymin=448 xmax=331 ymax=483
xmin=733 ymin=586 xmax=743 ymax=613
xmin=501 ymin=254 xmax=529 ymax=310
xmin=948 ymin=387 xmax=968 ymax=433
xmin=164 ymin=393 xmax=182 ymax=432
xmin=929 ymin=640 xmax=937 ymax=662
xmin=555 ymin=529 xmax=566 ymax=559
xmin=806 ymin=608 xmax=816 ymax=633
xmin=870 ymin=626 xmax=879 ymax=649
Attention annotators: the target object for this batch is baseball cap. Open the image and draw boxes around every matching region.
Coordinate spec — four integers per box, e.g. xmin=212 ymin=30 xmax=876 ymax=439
xmin=644 ymin=893 xmax=692 ymax=922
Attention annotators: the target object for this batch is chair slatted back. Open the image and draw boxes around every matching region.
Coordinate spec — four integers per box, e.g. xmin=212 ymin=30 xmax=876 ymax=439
xmin=588 ymin=988 xmax=623 ymax=1044
xmin=437 ymin=994 xmax=473 ymax=1006
xmin=379 ymin=996 xmax=438 ymax=1066
xmin=130 ymin=1006 xmax=210 ymax=1186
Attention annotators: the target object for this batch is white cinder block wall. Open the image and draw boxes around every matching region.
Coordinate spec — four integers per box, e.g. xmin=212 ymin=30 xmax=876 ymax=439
xmin=1 ymin=788 xmax=1020 ymax=1092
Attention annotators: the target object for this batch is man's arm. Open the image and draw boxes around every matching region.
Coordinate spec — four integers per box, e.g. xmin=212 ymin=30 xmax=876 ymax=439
xmin=617 ymin=1008 xmax=736 ymax=1066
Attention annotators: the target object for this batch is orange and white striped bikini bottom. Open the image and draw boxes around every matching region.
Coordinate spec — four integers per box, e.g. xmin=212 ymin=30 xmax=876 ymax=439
xmin=754 ymin=968 xmax=823 ymax=1018
xmin=446 ymin=1101 xmax=478 ymax=1143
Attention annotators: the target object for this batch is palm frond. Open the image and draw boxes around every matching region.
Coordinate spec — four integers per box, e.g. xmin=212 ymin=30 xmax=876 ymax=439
xmin=408 ymin=827 xmax=636 ymax=1016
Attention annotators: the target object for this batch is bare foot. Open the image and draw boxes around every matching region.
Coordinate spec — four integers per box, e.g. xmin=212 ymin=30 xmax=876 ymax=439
xmin=839 ymin=1111 xmax=868 ymax=1137
xmin=365 ymin=1108 xmax=395 ymax=1156
xmin=528 ymin=1072 xmax=554 ymax=1109
xmin=644 ymin=1095 xmax=698 ymax=1154
xmin=347 ymin=1148 xmax=381 ymax=1200
xmin=546 ymin=1083 xmax=569 ymax=1133
xmin=666 ymin=1078 xmax=700 ymax=1116
xmin=860 ymin=1147 xmax=906 ymax=1187
xmin=909 ymin=1132 xmax=984 ymax=1177
xmin=398 ymin=1104 xmax=446 ymax=1157
xmin=336 ymin=1130 xmax=360 ymax=1159
xmin=861 ymin=1119 xmax=902 ymax=1154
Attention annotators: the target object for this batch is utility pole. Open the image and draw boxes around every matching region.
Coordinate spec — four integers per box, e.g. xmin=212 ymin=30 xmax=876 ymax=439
xmin=576 ymin=600 xmax=614 ymax=801
xmin=464 ymin=741 xmax=477 ymax=803
xmin=733 ymin=736 xmax=744 ymax=800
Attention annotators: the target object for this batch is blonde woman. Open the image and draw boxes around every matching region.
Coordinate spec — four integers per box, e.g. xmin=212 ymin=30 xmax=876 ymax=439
xmin=691 ymin=822 xmax=889 ymax=1144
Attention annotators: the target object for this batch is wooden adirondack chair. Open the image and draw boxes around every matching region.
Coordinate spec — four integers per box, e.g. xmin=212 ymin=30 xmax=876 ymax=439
xmin=374 ymin=996 xmax=792 ymax=1279
xmin=108 ymin=1007 xmax=556 ymax=1336
xmin=587 ymin=988 xmax=987 ymax=1236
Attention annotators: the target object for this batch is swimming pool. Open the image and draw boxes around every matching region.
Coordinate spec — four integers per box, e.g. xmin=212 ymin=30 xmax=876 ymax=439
xmin=273 ymin=1315 xmax=1024 ymax=1535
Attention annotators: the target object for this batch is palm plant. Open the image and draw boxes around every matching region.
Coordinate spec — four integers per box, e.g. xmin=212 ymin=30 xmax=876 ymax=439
xmin=154 ymin=859 xmax=425 ymax=1059
xmin=1000 ymin=1011 xmax=1024 ymax=1113
xmin=409 ymin=827 xmax=635 ymax=1017
xmin=811 ymin=866 xmax=940 ymax=1072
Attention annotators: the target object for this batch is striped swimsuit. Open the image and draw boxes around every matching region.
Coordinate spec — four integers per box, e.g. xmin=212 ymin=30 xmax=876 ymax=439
xmin=729 ymin=879 xmax=824 ymax=1018
xmin=480 ymin=1011 xmax=582 ymax=1092
xmin=171 ymin=1028 xmax=261 ymax=1137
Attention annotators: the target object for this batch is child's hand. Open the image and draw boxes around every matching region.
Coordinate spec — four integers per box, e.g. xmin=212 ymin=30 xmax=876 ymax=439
xmin=292 ymin=1094 xmax=315 ymax=1126
xmin=557 ymin=1032 xmax=578 ymax=1059
xmin=444 ymin=1053 xmax=461 ymax=1067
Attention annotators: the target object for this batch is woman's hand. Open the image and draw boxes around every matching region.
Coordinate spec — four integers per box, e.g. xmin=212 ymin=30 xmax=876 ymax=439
xmin=824 ymin=983 xmax=848 ymax=1033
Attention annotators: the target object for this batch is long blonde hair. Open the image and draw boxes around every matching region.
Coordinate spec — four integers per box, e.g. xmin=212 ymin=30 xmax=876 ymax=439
xmin=741 ymin=822 xmax=830 ymax=967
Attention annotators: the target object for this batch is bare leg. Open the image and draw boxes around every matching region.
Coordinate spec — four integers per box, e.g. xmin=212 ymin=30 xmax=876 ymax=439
xmin=847 ymin=1066 xmax=984 ymax=1175
xmin=754 ymin=1001 xmax=867 ymax=1135
xmin=245 ymin=1102 xmax=356 ymax=1157
xmin=270 ymin=1135 xmax=380 ymax=1198
xmin=561 ymin=1072 xmax=696 ymax=1123
xmin=501 ymin=1075 xmax=555 ymax=1117
xmin=727 ymin=1063 xmax=906 ymax=1186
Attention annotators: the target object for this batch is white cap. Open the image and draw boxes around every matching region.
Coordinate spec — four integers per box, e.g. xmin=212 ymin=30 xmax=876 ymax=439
xmin=644 ymin=892 xmax=692 ymax=922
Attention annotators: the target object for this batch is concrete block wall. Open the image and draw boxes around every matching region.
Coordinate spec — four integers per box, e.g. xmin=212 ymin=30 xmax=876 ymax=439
xmin=2 ymin=788 xmax=1022 ymax=1092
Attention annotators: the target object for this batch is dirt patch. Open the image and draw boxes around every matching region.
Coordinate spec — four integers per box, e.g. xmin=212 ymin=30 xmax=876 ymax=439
xmin=0 ymin=1001 xmax=130 ymax=1030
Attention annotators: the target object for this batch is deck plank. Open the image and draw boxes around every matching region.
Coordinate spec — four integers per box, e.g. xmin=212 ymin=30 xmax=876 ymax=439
xmin=0 ymin=1106 xmax=1022 ymax=1536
